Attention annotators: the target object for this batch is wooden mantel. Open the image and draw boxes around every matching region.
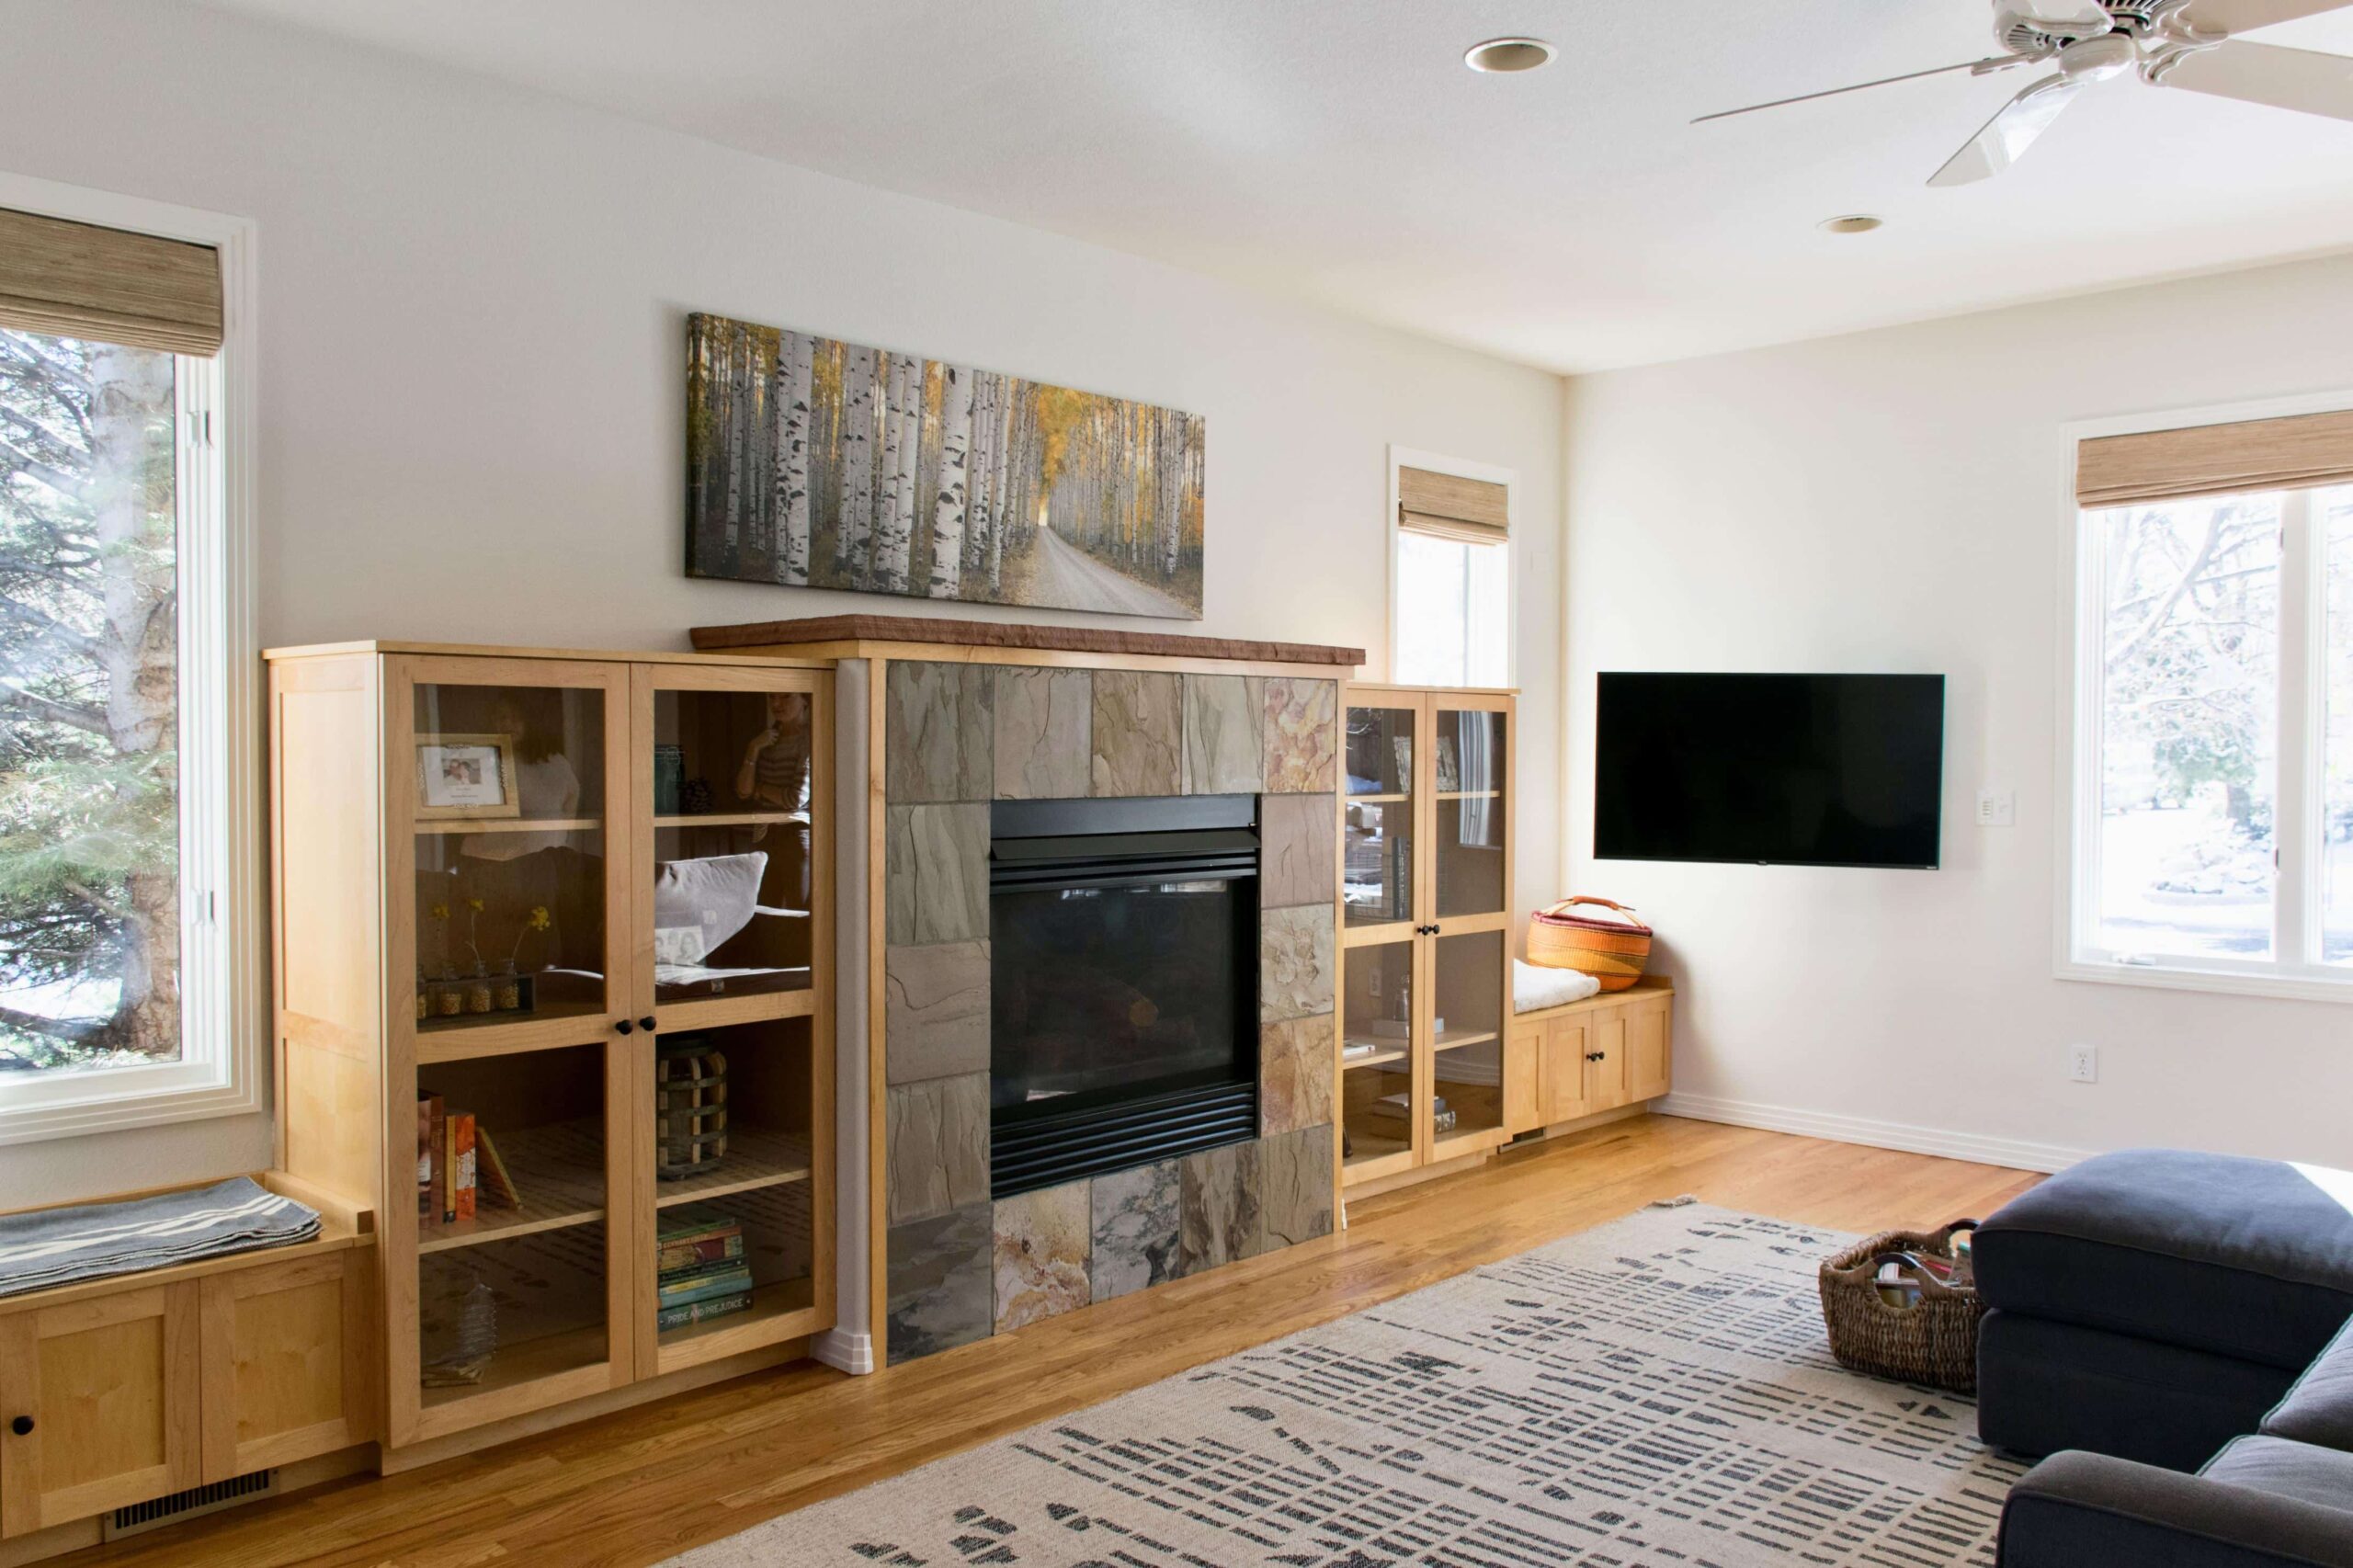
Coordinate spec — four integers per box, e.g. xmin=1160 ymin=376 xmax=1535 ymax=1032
xmin=690 ymin=614 xmax=1364 ymax=669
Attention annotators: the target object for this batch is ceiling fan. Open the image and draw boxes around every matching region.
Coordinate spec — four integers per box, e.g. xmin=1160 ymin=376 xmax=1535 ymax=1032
xmin=1696 ymin=0 xmax=2353 ymax=185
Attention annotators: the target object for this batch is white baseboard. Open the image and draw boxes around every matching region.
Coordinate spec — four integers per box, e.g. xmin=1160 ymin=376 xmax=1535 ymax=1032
xmin=814 ymin=1329 xmax=874 ymax=1376
xmin=1656 ymin=1091 xmax=2091 ymax=1176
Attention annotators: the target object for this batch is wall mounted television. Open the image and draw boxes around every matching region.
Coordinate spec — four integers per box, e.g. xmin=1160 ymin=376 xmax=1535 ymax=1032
xmin=1594 ymin=673 xmax=1945 ymax=869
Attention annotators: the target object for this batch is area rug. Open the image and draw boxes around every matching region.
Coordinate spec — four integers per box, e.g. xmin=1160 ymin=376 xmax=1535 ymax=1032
xmin=669 ymin=1200 xmax=2024 ymax=1566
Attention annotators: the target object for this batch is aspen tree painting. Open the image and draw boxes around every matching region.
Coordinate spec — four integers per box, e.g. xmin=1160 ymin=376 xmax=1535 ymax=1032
xmin=685 ymin=312 xmax=1205 ymax=619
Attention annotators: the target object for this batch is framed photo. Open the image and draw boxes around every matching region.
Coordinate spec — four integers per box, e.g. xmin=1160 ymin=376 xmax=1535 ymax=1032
xmin=1435 ymin=735 xmax=1461 ymax=792
xmin=415 ymin=733 xmax=519 ymax=819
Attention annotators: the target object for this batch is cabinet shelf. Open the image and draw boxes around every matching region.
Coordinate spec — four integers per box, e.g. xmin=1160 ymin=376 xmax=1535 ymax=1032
xmin=1433 ymin=1028 xmax=1500 ymax=1051
xmin=654 ymin=1128 xmax=813 ymax=1208
xmin=1346 ymin=791 xmax=1409 ymax=804
xmin=1435 ymin=790 xmax=1501 ymax=802
xmin=414 ymin=816 xmax=602 ymax=835
xmin=416 ymin=1119 xmax=607 ymax=1255
xmin=653 ymin=811 xmax=811 ymax=829
xmin=657 ymin=1276 xmax=816 ymax=1349
xmin=1340 ymin=1042 xmax=1410 ymax=1070
xmin=419 ymin=1324 xmax=607 ymax=1412
xmin=416 ymin=999 xmax=614 ymax=1063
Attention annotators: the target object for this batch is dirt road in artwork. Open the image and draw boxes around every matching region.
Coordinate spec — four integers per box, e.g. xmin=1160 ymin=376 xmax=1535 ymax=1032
xmin=1017 ymin=525 xmax=1196 ymax=618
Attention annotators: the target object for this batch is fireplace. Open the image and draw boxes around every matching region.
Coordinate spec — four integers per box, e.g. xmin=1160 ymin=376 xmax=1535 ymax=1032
xmin=988 ymin=794 xmax=1260 ymax=1199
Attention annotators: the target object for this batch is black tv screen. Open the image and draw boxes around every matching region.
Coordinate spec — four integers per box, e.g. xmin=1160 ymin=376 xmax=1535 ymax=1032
xmin=1594 ymin=673 xmax=1945 ymax=869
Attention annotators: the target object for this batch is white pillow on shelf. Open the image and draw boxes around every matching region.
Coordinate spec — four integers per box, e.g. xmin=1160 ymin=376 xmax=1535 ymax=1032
xmin=1514 ymin=958 xmax=1602 ymax=1013
xmin=652 ymin=852 xmax=768 ymax=965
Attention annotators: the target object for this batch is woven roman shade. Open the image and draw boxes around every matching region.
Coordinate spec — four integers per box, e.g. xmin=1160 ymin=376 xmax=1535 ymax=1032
xmin=2076 ymin=408 xmax=2353 ymax=508
xmin=1399 ymin=466 xmax=1509 ymax=544
xmin=0 ymin=207 xmax=222 ymax=357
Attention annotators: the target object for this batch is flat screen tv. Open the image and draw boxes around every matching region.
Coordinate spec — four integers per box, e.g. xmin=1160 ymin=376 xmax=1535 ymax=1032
xmin=1594 ymin=673 xmax=1945 ymax=869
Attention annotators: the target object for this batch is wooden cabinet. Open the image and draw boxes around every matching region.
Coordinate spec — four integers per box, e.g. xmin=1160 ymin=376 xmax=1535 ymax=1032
xmin=1338 ymin=686 xmax=1515 ymax=1188
xmin=1514 ymin=981 xmax=1675 ymax=1138
xmin=0 ymin=1285 xmax=199 ymax=1538
xmin=197 ymin=1250 xmax=372 ymax=1480
xmin=0 ymin=1212 xmax=372 ymax=1542
xmin=266 ymin=643 xmax=836 ymax=1451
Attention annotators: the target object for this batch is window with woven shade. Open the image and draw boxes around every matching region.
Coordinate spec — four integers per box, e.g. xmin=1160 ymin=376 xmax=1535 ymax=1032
xmin=2065 ymin=401 xmax=2353 ymax=998
xmin=1393 ymin=460 xmax=1511 ymax=687
xmin=0 ymin=185 xmax=258 ymax=1142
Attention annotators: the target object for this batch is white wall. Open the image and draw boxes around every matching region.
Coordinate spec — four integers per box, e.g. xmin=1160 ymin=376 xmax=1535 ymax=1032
xmin=0 ymin=0 xmax=1564 ymax=1205
xmin=1564 ymin=249 xmax=2353 ymax=1174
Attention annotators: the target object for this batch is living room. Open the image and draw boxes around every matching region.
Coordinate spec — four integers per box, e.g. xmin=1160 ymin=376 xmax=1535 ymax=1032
xmin=1 ymin=2 xmax=2350 ymax=1564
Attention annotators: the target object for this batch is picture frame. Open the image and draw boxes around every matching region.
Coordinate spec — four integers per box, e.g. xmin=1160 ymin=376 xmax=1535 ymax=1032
xmin=415 ymin=733 xmax=520 ymax=819
xmin=1435 ymin=734 xmax=1461 ymax=792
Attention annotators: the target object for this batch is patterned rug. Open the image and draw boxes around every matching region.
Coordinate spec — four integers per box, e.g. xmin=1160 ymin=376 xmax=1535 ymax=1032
xmin=669 ymin=1200 xmax=2024 ymax=1566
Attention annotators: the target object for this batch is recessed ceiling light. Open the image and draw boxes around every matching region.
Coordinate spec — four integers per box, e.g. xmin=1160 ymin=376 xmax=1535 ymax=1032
xmin=1819 ymin=214 xmax=1884 ymax=235
xmin=1465 ymin=37 xmax=1556 ymax=74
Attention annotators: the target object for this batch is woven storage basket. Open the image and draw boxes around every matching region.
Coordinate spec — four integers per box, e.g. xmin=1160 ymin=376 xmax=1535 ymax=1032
xmin=1528 ymin=897 xmax=1653 ymax=991
xmin=1818 ymin=1221 xmax=1984 ymax=1392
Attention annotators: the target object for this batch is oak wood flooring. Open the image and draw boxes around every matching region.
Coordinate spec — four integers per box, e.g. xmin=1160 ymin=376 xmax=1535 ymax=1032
xmin=71 ymin=1114 xmax=2040 ymax=1568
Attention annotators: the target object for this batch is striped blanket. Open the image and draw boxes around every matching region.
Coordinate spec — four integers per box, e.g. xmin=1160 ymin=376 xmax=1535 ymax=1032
xmin=0 ymin=1176 xmax=321 ymax=1298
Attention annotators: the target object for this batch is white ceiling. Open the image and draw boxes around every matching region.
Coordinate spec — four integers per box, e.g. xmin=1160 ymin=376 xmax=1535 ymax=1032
xmin=194 ymin=0 xmax=2353 ymax=371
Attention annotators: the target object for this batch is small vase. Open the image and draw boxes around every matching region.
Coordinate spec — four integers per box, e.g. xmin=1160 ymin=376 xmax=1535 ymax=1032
xmin=494 ymin=961 xmax=523 ymax=1012
xmin=434 ymin=968 xmax=464 ymax=1018
xmin=465 ymin=966 xmax=494 ymax=1015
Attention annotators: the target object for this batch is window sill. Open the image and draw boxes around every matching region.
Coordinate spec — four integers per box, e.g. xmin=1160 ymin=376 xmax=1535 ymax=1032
xmin=0 ymin=1062 xmax=261 ymax=1148
xmin=2056 ymin=957 xmax=2353 ymax=1006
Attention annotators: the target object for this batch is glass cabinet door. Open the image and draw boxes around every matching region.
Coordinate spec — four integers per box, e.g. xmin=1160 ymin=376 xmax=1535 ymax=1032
xmin=1430 ymin=929 xmax=1507 ymax=1156
xmin=633 ymin=666 xmax=830 ymax=1377
xmin=1342 ymin=701 xmax=1418 ymax=932
xmin=1339 ymin=938 xmax=1421 ymax=1179
xmin=1434 ymin=704 xmax=1508 ymax=920
xmin=390 ymin=655 xmax=635 ymax=1444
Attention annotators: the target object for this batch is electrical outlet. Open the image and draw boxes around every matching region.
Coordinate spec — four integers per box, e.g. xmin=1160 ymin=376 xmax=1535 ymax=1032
xmin=1977 ymin=789 xmax=2017 ymax=827
xmin=2068 ymin=1043 xmax=2098 ymax=1084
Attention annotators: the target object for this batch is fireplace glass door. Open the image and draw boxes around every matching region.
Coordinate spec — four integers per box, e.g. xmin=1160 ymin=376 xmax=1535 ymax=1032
xmin=989 ymin=797 xmax=1261 ymax=1198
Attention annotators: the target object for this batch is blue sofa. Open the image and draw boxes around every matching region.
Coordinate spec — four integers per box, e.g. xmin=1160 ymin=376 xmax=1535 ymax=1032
xmin=1977 ymin=1150 xmax=2353 ymax=1565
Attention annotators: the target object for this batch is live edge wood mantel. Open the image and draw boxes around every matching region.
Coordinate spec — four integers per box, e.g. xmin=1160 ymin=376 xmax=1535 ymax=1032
xmin=689 ymin=615 xmax=1365 ymax=670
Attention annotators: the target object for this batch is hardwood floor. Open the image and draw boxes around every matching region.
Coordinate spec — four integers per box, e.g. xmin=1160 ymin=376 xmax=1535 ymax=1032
xmin=76 ymin=1115 xmax=2040 ymax=1568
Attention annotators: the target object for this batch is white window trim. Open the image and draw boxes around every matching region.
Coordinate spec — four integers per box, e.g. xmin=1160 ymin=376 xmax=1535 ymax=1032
xmin=0 ymin=171 xmax=261 ymax=1143
xmin=1384 ymin=444 xmax=1518 ymax=688
xmin=2054 ymin=387 xmax=2353 ymax=1005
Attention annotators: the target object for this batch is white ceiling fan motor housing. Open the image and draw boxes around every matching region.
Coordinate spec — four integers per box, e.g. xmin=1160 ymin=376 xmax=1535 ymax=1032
xmin=2056 ymin=30 xmax=2143 ymax=79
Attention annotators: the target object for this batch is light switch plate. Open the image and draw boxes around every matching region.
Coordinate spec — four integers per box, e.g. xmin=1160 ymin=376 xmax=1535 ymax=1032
xmin=1977 ymin=789 xmax=2016 ymax=827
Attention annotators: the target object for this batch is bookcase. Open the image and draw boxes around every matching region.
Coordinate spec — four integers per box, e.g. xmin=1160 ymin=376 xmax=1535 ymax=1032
xmin=1337 ymin=685 xmax=1516 ymax=1189
xmin=267 ymin=643 xmax=834 ymax=1451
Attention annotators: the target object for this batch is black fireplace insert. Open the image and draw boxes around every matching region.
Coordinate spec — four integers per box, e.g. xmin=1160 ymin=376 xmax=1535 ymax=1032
xmin=989 ymin=794 xmax=1260 ymax=1199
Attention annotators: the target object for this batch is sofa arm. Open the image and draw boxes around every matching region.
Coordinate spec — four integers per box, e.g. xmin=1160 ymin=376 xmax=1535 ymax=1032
xmin=2000 ymin=1450 xmax=2353 ymax=1568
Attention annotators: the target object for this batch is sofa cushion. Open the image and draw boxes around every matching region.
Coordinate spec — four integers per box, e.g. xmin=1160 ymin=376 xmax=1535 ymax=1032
xmin=1973 ymin=1150 xmax=2353 ymax=1370
xmin=2264 ymin=1313 xmax=2353 ymax=1453
xmin=2201 ymin=1435 xmax=2353 ymax=1516
xmin=1978 ymin=1309 xmax=2299 ymax=1471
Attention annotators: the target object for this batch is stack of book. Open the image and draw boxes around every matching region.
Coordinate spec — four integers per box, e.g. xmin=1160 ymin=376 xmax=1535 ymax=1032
xmin=415 ymin=1092 xmax=521 ymax=1227
xmin=1361 ymin=1090 xmax=1456 ymax=1137
xmin=656 ymin=1214 xmax=753 ymax=1333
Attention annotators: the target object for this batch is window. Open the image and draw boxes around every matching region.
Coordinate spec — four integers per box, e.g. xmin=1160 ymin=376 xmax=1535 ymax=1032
xmin=0 ymin=187 xmax=256 ymax=1140
xmin=1392 ymin=456 xmax=1511 ymax=687
xmin=2065 ymin=400 xmax=2353 ymax=996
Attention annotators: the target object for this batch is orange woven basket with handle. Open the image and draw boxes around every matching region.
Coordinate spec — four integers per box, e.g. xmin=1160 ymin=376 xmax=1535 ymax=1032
xmin=1529 ymin=897 xmax=1653 ymax=991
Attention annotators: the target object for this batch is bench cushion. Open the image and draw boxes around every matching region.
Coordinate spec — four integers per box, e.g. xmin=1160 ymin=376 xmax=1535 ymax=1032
xmin=2202 ymin=1435 xmax=2353 ymax=1517
xmin=2265 ymin=1314 xmax=2353 ymax=1453
xmin=1974 ymin=1150 xmax=2353 ymax=1370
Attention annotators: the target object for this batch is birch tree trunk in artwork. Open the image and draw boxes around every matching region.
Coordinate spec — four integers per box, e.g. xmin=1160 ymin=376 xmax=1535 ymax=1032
xmin=727 ymin=323 xmax=754 ymax=563
xmin=928 ymin=365 xmax=972 ymax=598
xmin=838 ymin=345 xmax=876 ymax=585
xmin=775 ymin=330 xmax=813 ymax=585
xmin=890 ymin=357 xmax=922 ymax=592
xmin=875 ymin=352 xmax=904 ymax=588
xmin=963 ymin=371 xmax=995 ymax=584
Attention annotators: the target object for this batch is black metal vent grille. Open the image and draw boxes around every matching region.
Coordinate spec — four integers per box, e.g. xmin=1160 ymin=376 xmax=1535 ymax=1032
xmin=993 ymin=1080 xmax=1258 ymax=1199
xmin=108 ymin=1468 xmax=275 ymax=1538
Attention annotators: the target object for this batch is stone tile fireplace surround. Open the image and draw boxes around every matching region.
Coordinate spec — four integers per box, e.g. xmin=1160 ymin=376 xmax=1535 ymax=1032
xmin=880 ymin=660 xmax=1342 ymax=1362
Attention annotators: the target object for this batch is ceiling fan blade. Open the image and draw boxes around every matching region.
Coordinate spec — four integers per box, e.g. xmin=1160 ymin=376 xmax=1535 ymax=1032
xmin=2178 ymin=0 xmax=2353 ymax=34
xmin=2158 ymin=40 xmax=2353 ymax=119
xmin=1692 ymin=56 xmax=2026 ymax=124
xmin=1928 ymin=74 xmax=2083 ymax=186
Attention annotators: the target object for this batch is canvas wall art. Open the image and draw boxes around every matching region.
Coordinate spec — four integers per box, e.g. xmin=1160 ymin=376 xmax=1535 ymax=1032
xmin=685 ymin=312 xmax=1205 ymax=619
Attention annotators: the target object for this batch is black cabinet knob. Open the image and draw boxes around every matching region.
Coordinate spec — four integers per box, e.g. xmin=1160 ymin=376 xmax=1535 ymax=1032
xmin=615 ymin=1018 xmax=634 ymax=1036
xmin=9 ymin=1415 xmax=30 ymax=1437
xmin=639 ymin=1016 xmax=656 ymax=1031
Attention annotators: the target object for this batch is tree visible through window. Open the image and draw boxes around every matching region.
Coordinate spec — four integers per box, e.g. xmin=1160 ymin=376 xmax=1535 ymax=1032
xmin=0 ymin=326 xmax=180 ymax=1073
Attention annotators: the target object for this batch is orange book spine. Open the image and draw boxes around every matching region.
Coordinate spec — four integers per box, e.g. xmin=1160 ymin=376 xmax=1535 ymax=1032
xmin=451 ymin=1114 xmax=477 ymax=1223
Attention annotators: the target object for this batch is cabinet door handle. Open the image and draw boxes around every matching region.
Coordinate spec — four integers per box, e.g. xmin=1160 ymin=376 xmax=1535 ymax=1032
xmin=9 ymin=1415 xmax=30 ymax=1437
xmin=615 ymin=1018 xmax=634 ymax=1036
xmin=1586 ymin=1051 xmax=1604 ymax=1062
xmin=639 ymin=1016 xmax=656 ymax=1031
